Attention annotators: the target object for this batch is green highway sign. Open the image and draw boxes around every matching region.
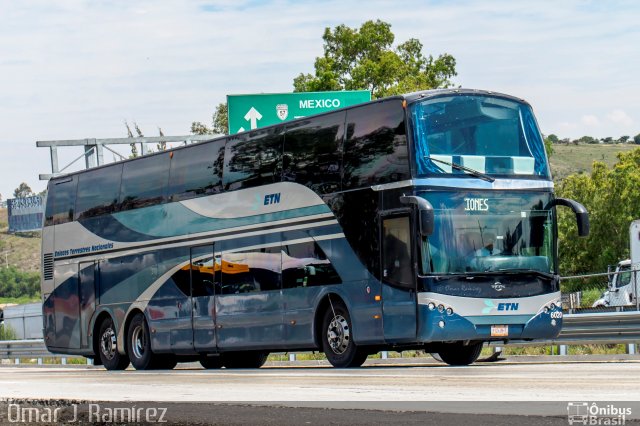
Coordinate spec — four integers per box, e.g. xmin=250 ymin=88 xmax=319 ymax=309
xmin=227 ymin=90 xmax=371 ymax=134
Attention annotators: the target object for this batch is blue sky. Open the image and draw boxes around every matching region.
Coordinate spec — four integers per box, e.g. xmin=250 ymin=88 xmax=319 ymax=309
xmin=0 ymin=0 xmax=638 ymax=198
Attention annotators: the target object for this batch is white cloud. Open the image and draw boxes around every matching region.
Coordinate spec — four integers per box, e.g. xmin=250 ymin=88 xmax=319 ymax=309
xmin=1 ymin=0 xmax=640 ymax=197
xmin=581 ymin=115 xmax=601 ymax=127
xmin=606 ymin=109 xmax=634 ymax=126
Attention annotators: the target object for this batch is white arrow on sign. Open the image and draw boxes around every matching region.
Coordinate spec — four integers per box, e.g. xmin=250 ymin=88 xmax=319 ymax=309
xmin=244 ymin=107 xmax=262 ymax=130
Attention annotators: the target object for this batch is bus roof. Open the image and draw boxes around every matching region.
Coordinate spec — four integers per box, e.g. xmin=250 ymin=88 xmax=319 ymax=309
xmin=46 ymin=88 xmax=529 ymax=184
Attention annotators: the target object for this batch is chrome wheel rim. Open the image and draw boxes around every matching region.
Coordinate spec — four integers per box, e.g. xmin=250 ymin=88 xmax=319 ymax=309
xmin=131 ymin=324 xmax=146 ymax=359
xmin=100 ymin=327 xmax=117 ymax=361
xmin=327 ymin=314 xmax=350 ymax=355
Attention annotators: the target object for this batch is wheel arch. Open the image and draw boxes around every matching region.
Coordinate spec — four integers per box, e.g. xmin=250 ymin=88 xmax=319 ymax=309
xmin=313 ymin=291 xmax=349 ymax=349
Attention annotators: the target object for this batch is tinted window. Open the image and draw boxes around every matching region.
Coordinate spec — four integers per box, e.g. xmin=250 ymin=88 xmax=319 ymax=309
xmin=382 ymin=216 xmax=413 ymax=288
xmin=168 ymin=140 xmax=224 ymax=202
xmin=283 ymin=112 xmax=345 ymax=194
xmin=191 ymin=245 xmax=215 ymax=297
xmin=220 ymin=247 xmax=281 ymax=294
xmin=75 ymin=164 xmax=122 ymax=220
xmin=343 ymin=100 xmax=409 ymax=189
xmin=119 ymin=153 xmax=170 ymax=210
xmin=44 ymin=177 xmax=77 ymax=226
xmin=223 ymin=126 xmax=284 ymax=190
xmin=282 ymin=241 xmax=341 ymax=288
xmin=169 ymin=263 xmax=191 ymax=296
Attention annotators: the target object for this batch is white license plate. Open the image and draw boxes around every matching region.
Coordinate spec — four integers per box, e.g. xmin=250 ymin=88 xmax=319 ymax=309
xmin=491 ymin=325 xmax=509 ymax=337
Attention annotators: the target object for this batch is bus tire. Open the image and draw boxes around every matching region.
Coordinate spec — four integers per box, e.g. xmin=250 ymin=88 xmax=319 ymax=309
xmin=437 ymin=342 xmax=483 ymax=366
xmin=126 ymin=313 xmax=159 ymax=370
xmin=223 ymin=352 xmax=268 ymax=369
xmin=97 ymin=317 xmax=130 ymax=371
xmin=321 ymin=301 xmax=365 ymax=368
xmin=199 ymin=355 xmax=224 ymax=369
xmin=154 ymin=355 xmax=178 ymax=370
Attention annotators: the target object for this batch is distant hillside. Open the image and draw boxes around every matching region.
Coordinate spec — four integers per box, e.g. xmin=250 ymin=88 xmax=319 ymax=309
xmin=0 ymin=208 xmax=41 ymax=273
xmin=549 ymin=143 xmax=637 ymax=182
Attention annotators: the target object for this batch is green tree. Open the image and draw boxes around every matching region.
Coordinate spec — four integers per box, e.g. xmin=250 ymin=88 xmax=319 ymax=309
xmin=157 ymin=128 xmax=167 ymax=151
xmin=634 ymin=133 xmax=640 ymax=144
xmin=557 ymin=148 xmax=640 ymax=290
xmin=194 ymin=20 xmax=457 ymax=138
xmin=13 ymin=182 xmax=33 ymax=198
xmin=0 ymin=266 xmax=40 ymax=299
xmin=618 ymin=135 xmax=630 ymax=144
xmin=125 ymin=121 xmax=138 ymax=158
xmin=293 ymin=20 xmax=457 ymax=98
xmin=601 ymin=137 xmax=613 ymax=144
xmin=191 ymin=103 xmax=229 ymax=136
xmin=543 ymin=135 xmax=555 ymax=157
xmin=546 ymin=134 xmax=559 ymax=144
xmin=577 ymin=135 xmax=597 ymax=144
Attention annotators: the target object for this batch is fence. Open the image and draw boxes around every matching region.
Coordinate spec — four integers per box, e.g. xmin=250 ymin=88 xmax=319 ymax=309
xmin=560 ymin=268 xmax=640 ymax=312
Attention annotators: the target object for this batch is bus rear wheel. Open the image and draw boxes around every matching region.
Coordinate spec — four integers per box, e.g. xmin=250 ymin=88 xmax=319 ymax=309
xmin=437 ymin=342 xmax=483 ymax=366
xmin=126 ymin=313 xmax=164 ymax=370
xmin=223 ymin=352 xmax=268 ymax=368
xmin=321 ymin=301 xmax=367 ymax=368
xmin=97 ymin=317 xmax=130 ymax=371
xmin=200 ymin=355 xmax=224 ymax=369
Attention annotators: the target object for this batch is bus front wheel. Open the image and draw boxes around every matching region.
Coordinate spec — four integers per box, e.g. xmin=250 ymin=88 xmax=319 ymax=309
xmin=98 ymin=317 xmax=130 ymax=371
xmin=321 ymin=301 xmax=367 ymax=368
xmin=437 ymin=342 xmax=483 ymax=366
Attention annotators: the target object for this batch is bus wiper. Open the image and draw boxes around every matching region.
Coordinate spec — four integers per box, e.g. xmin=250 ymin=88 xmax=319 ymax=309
xmin=427 ymin=157 xmax=495 ymax=182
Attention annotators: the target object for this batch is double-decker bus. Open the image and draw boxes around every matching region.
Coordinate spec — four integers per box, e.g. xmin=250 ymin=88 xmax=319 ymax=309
xmin=41 ymin=89 xmax=589 ymax=370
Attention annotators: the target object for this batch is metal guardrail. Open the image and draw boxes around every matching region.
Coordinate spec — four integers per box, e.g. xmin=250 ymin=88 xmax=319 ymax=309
xmin=1 ymin=311 xmax=639 ymax=363
xmin=0 ymin=339 xmax=51 ymax=358
xmin=559 ymin=311 xmax=640 ymax=344
xmin=0 ymin=339 xmax=92 ymax=365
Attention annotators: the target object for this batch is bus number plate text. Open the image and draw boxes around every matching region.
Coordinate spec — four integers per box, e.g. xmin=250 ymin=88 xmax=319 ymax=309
xmin=491 ymin=325 xmax=508 ymax=337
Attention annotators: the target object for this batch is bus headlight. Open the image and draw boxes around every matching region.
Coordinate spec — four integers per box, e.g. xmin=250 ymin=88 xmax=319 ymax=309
xmin=428 ymin=303 xmax=436 ymax=311
xmin=437 ymin=304 xmax=445 ymax=313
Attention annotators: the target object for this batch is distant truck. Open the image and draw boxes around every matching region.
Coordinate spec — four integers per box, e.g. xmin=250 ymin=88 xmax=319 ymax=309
xmin=593 ymin=220 xmax=640 ymax=308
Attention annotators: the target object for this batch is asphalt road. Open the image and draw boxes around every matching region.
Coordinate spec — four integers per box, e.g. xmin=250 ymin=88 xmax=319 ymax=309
xmin=1 ymin=359 xmax=640 ymax=424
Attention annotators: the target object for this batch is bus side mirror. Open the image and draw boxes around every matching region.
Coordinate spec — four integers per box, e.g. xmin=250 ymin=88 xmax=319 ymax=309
xmin=549 ymin=198 xmax=590 ymax=237
xmin=400 ymin=195 xmax=434 ymax=236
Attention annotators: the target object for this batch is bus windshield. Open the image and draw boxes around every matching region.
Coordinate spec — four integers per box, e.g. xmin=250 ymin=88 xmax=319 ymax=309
xmin=410 ymin=94 xmax=550 ymax=179
xmin=421 ymin=191 xmax=555 ymax=275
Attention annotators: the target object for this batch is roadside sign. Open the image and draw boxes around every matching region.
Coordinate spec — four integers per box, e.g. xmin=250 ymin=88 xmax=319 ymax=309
xmin=227 ymin=90 xmax=371 ymax=135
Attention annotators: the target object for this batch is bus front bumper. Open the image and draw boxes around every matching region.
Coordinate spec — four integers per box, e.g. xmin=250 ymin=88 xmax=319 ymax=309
xmin=416 ymin=292 xmax=563 ymax=342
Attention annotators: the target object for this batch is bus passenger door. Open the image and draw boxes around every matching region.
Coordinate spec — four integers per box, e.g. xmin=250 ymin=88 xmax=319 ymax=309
xmin=215 ymin=246 xmax=283 ymax=349
xmin=381 ymin=215 xmax=417 ymax=342
xmin=191 ymin=244 xmax=217 ymax=351
xmin=78 ymin=261 xmax=97 ymax=350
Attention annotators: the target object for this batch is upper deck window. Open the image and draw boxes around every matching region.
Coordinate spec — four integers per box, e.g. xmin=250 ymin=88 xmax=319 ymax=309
xmin=119 ymin=154 xmax=170 ymax=211
xmin=44 ymin=177 xmax=77 ymax=226
xmin=168 ymin=140 xmax=224 ymax=202
xmin=342 ymin=100 xmax=409 ymax=189
xmin=411 ymin=95 xmax=550 ymax=179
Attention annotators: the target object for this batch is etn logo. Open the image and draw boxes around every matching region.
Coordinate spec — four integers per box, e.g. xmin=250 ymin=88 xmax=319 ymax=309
xmin=497 ymin=302 xmax=519 ymax=311
xmin=264 ymin=193 xmax=281 ymax=205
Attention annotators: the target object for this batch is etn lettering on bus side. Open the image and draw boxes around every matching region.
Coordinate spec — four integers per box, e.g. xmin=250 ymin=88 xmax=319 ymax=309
xmin=264 ymin=193 xmax=281 ymax=205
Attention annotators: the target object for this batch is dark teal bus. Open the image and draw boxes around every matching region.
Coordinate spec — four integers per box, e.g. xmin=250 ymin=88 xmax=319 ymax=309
xmin=41 ymin=89 xmax=588 ymax=370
